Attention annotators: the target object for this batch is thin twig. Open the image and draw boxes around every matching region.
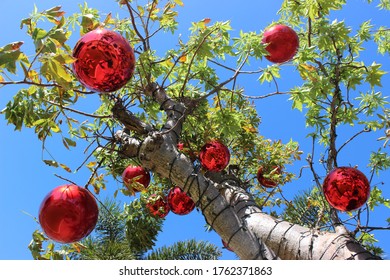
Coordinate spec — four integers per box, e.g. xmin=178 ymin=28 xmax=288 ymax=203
xmin=337 ymin=127 xmax=371 ymax=153
xmin=125 ymin=1 xmax=147 ymax=51
xmin=0 ymin=80 xmax=95 ymax=94
xmin=46 ymin=100 xmax=112 ymax=119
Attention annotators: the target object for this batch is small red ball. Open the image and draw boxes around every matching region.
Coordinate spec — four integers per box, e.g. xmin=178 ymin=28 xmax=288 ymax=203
xmin=257 ymin=166 xmax=281 ymax=188
xmin=167 ymin=187 xmax=195 ymax=215
xmin=146 ymin=194 xmax=170 ymax=218
xmin=122 ymin=165 xmax=151 ymax=192
xmin=177 ymin=142 xmax=184 ymax=151
xmin=322 ymin=167 xmax=370 ymax=212
xmin=199 ymin=140 xmax=230 ymax=172
xmin=38 ymin=184 xmax=99 ymax=243
xmin=222 ymin=239 xmax=234 ymax=252
xmin=261 ymin=24 xmax=299 ymax=63
xmin=72 ymin=28 xmax=135 ymax=92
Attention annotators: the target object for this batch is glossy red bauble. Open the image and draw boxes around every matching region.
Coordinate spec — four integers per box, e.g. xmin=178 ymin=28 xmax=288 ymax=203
xmin=322 ymin=167 xmax=370 ymax=212
xmin=222 ymin=239 xmax=234 ymax=252
xmin=257 ymin=166 xmax=281 ymax=188
xmin=199 ymin=140 xmax=230 ymax=172
xmin=261 ymin=24 xmax=299 ymax=63
xmin=72 ymin=28 xmax=135 ymax=92
xmin=167 ymin=187 xmax=195 ymax=215
xmin=177 ymin=142 xmax=184 ymax=151
xmin=146 ymin=194 xmax=170 ymax=218
xmin=38 ymin=184 xmax=99 ymax=243
xmin=122 ymin=165 xmax=151 ymax=192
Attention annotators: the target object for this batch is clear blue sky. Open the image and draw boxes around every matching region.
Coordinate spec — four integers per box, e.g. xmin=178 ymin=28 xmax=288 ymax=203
xmin=0 ymin=0 xmax=389 ymax=260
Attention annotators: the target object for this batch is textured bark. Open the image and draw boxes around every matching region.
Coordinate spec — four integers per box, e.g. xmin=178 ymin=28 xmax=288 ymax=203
xmin=112 ymin=84 xmax=380 ymax=260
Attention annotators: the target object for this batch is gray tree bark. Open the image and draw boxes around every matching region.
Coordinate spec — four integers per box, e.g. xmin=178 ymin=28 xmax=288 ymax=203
xmin=112 ymin=83 xmax=380 ymax=260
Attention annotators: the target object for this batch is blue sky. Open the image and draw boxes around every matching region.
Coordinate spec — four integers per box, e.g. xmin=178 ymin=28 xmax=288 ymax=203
xmin=0 ymin=0 xmax=389 ymax=260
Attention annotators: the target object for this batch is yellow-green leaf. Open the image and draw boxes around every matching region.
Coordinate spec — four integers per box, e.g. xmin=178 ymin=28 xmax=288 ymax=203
xmin=60 ymin=163 xmax=72 ymax=173
xmin=174 ymin=0 xmax=184 ymax=6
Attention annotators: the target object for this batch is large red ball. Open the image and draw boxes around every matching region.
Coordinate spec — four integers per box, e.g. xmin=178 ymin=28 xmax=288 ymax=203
xmin=146 ymin=194 xmax=170 ymax=218
xmin=261 ymin=24 xmax=299 ymax=64
xmin=199 ymin=140 xmax=230 ymax=172
xmin=322 ymin=167 xmax=370 ymax=212
xmin=122 ymin=165 xmax=151 ymax=192
xmin=167 ymin=187 xmax=195 ymax=215
xmin=38 ymin=184 xmax=99 ymax=243
xmin=72 ymin=28 xmax=135 ymax=92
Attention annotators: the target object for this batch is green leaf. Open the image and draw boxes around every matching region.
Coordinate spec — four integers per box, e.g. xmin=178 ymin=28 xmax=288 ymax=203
xmin=32 ymin=119 xmax=47 ymax=126
xmin=378 ymin=0 xmax=390 ymax=10
xmin=365 ymin=62 xmax=387 ymax=88
xmin=64 ymin=137 xmax=77 ymax=148
xmin=60 ymin=163 xmax=72 ymax=173
xmin=45 ymin=6 xmax=65 ymax=18
xmin=41 ymin=59 xmax=73 ymax=89
xmin=174 ymin=0 xmax=184 ymax=7
xmin=49 ymin=29 xmax=70 ymax=47
xmin=43 ymin=160 xmax=59 ymax=167
xmin=32 ymin=28 xmax=48 ymax=40
xmin=0 ymin=50 xmax=23 ymax=73
xmin=0 ymin=41 xmax=24 ymax=52
xmin=358 ymin=20 xmax=373 ymax=41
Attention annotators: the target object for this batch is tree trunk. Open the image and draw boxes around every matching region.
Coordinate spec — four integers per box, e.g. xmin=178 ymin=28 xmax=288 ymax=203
xmin=112 ymin=84 xmax=380 ymax=260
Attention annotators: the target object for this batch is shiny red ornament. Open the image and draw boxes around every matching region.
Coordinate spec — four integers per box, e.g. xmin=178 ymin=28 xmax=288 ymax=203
xmin=257 ymin=166 xmax=281 ymax=188
xmin=167 ymin=187 xmax=195 ymax=215
xmin=122 ymin=165 xmax=151 ymax=192
xmin=322 ymin=167 xmax=370 ymax=212
xmin=222 ymin=239 xmax=234 ymax=252
xmin=38 ymin=184 xmax=99 ymax=243
xmin=72 ymin=28 xmax=135 ymax=92
xmin=199 ymin=140 xmax=230 ymax=172
xmin=261 ymin=24 xmax=299 ymax=63
xmin=177 ymin=142 xmax=184 ymax=151
xmin=146 ymin=194 xmax=170 ymax=218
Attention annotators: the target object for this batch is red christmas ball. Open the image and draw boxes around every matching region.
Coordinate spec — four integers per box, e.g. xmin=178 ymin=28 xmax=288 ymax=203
xmin=146 ymin=194 xmax=170 ymax=218
xmin=122 ymin=165 xmax=151 ymax=192
xmin=177 ymin=142 xmax=184 ymax=151
xmin=222 ymin=239 xmax=234 ymax=252
xmin=257 ymin=166 xmax=281 ymax=188
xmin=167 ymin=187 xmax=195 ymax=215
xmin=38 ymin=184 xmax=99 ymax=243
xmin=199 ymin=140 xmax=230 ymax=172
xmin=261 ymin=24 xmax=299 ymax=63
xmin=322 ymin=167 xmax=370 ymax=212
xmin=72 ymin=28 xmax=135 ymax=92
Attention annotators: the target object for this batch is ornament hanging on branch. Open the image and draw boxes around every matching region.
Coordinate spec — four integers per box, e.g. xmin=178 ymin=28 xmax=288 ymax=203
xmin=257 ymin=165 xmax=282 ymax=188
xmin=199 ymin=140 xmax=230 ymax=172
xmin=322 ymin=166 xmax=370 ymax=212
xmin=38 ymin=184 xmax=99 ymax=243
xmin=261 ymin=24 xmax=299 ymax=64
xmin=122 ymin=165 xmax=151 ymax=193
xmin=167 ymin=187 xmax=195 ymax=215
xmin=72 ymin=28 xmax=135 ymax=92
xmin=146 ymin=194 xmax=170 ymax=218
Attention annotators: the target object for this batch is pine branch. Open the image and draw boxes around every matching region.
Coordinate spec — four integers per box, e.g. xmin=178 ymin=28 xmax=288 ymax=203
xmin=145 ymin=239 xmax=222 ymax=260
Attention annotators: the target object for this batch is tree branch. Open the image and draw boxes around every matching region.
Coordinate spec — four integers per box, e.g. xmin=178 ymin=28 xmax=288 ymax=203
xmin=111 ymin=99 xmax=153 ymax=135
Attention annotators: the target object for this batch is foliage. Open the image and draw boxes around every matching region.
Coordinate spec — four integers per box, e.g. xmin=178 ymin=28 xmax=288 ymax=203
xmin=145 ymin=239 xmax=222 ymax=260
xmin=1 ymin=0 xmax=389 ymax=259
xmin=282 ymin=187 xmax=331 ymax=229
